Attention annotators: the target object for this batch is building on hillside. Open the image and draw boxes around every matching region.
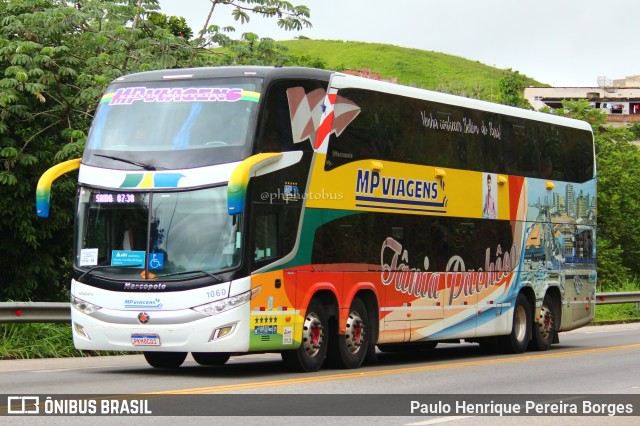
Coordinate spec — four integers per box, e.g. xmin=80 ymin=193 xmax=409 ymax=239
xmin=524 ymin=75 xmax=640 ymax=127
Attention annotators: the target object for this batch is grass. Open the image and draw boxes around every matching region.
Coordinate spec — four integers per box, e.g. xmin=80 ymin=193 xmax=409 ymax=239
xmin=0 ymin=323 xmax=131 ymax=360
xmin=279 ymin=39 xmax=545 ymax=100
xmin=0 ymin=323 xmax=78 ymax=359
xmin=594 ymin=303 xmax=640 ymax=323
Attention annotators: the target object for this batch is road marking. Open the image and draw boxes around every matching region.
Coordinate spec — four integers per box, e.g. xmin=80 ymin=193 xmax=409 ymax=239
xmin=145 ymin=343 xmax=640 ymax=395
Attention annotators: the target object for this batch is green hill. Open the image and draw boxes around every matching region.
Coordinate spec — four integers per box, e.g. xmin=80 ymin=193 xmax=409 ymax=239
xmin=280 ymin=39 xmax=544 ymax=100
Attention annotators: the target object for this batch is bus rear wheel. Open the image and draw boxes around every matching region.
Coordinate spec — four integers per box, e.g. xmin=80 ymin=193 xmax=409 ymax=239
xmin=498 ymin=293 xmax=531 ymax=354
xmin=529 ymin=294 xmax=558 ymax=351
xmin=143 ymin=351 xmax=187 ymax=368
xmin=191 ymin=352 xmax=231 ymax=366
xmin=328 ymin=297 xmax=369 ymax=369
xmin=281 ymin=299 xmax=328 ymax=372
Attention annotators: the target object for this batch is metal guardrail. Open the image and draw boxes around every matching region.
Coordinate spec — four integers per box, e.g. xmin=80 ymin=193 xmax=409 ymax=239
xmin=0 ymin=302 xmax=71 ymax=323
xmin=594 ymin=292 xmax=640 ymax=305
xmin=0 ymin=292 xmax=639 ymax=323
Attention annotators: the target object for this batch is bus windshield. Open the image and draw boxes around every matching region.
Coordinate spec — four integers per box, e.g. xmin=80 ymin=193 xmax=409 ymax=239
xmin=83 ymin=77 xmax=261 ymax=170
xmin=75 ymin=186 xmax=241 ymax=280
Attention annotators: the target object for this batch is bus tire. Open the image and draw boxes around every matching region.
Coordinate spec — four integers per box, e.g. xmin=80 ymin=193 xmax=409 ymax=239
xmin=143 ymin=351 xmax=187 ymax=368
xmin=327 ymin=297 xmax=369 ymax=369
xmin=529 ymin=294 xmax=558 ymax=351
xmin=281 ymin=299 xmax=328 ymax=372
xmin=498 ymin=293 xmax=531 ymax=354
xmin=191 ymin=352 xmax=231 ymax=366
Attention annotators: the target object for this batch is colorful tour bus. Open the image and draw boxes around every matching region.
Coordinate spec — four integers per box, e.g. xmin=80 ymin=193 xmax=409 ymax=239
xmin=37 ymin=66 xmax=596 ymax=371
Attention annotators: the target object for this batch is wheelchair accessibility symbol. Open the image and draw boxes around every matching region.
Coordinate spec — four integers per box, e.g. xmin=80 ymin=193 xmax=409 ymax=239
xmin=148 ymin=253 xmax=164 ymax=270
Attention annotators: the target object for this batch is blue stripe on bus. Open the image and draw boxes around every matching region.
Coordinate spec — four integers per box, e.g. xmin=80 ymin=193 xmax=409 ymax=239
xmin=355 ymin=203 xmax=446 ymax=214
xmin=355 ymin=195 xmax=446 ymax=207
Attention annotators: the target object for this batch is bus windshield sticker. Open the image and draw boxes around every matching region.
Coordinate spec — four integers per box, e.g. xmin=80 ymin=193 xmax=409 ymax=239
xmin=103 ymin=87 xmax=260 ymax=105
xmin=148 ymin=253 xmax=164 ymax=270
xmin=79 ymin=248 xmax=99 ymax=266
xmin=111 ymin=250 xmax=146 ymax=267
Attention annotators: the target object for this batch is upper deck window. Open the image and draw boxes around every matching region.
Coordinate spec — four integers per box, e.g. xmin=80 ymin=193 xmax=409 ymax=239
xmin=325 ymin=88 xmax=594 ymax=183
xmin=83 ymin=77 xmax=262 ymax=170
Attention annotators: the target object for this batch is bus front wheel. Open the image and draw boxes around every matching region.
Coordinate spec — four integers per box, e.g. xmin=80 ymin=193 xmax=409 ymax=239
xmin=281 ymin=299 xmax=328 ymax=372
xmin=143 ymin=351 xmax=187 ymax=368
xmin=498 ymin=293 xmax=531 ymax=354
xmin=192 ymin=352 xmax=231 ymax=366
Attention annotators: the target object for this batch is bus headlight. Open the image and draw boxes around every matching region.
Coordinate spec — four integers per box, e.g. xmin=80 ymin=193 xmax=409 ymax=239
xmin=193 ymin=287 xmax=260 ymax=316
xmin=70 ymin=295 xmax=102 ymax=315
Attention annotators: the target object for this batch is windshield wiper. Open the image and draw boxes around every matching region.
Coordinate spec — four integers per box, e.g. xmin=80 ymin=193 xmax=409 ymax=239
xmin=78 ymin=264 xmax=143 ymax=282
xmin=93 ymin=154 xmax=156 ymax=171
xmin=157 ymin=270 xmax=223 ymax=282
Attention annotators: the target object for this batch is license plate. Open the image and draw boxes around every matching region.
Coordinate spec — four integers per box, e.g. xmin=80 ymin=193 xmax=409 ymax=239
xmin=131 ymin=334 xmax=160 ymax=346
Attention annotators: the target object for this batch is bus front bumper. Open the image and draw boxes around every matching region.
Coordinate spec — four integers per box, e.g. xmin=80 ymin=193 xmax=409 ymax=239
xmin=71 ymin=304 xmax=251 ymax=353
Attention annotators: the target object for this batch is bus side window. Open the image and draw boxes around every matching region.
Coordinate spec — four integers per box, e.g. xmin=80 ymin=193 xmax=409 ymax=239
xmin=253 ymin=213 xmax=279 ymax=261
xmin=539 ymin=126 xmax=564 ymax=180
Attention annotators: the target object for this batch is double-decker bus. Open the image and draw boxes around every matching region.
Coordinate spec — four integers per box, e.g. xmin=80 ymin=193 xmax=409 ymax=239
xmin=37 ymin=66 xmax=596 ymax=372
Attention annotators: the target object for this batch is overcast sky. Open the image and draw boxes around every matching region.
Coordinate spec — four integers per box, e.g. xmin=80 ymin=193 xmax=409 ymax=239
xmin=157 ymin=0 xmax=639 ymax=87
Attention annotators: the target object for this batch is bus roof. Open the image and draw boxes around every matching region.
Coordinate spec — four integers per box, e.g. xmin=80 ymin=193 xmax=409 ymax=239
xmin=110 ymin=66 xmax=333 ymax=84
xmin=330 ymin=72 xmax=594 ymax=133
xmin=111 ymin=66 xmax=593 ymax=133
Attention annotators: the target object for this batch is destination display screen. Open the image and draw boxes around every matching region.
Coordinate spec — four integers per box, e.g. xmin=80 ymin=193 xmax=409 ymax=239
xmin=93 ymin=192 xmax=139 ymax=204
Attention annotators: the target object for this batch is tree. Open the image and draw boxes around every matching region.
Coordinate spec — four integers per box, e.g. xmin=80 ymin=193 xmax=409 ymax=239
xmin=555 ymin=99 xmax=640 ymax=288
xmin=196 ymin=0 xmax=311 ymax=48
xmin=496 ymin=69 xmax=532 ymax=109
xmin=0 ymin=0 xmax=199 ymax=300
xmin=148 ymin=12 xmax=193 ymax=39
xmin=629 ymin=121 xmax=640 ymax=141
xmin=0 ymin=0 xmax=312 ymax=300
xmin=553 ymin=98 xmax=608 ymax=129
xmin=191 ymin=0 xmax=314 ymax=66
xmin=592 ymin=125 xmax=640 ymax=286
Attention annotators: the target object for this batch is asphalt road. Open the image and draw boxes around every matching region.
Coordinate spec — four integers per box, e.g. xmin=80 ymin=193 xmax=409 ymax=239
xmin=1 ymin=322 xmax=639 ymax=425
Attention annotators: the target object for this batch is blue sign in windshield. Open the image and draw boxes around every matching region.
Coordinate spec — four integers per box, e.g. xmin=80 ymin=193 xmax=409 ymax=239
xmin=111 ymin=250 xmax=145 ymax=267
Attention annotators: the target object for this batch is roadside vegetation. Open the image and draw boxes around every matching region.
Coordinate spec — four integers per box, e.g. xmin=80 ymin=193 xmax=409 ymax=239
xmin=593 ymin=280 xmax=640 ymax=323
xmin=0 ymin=323 xmax=80 ymax=359
xmin=0 ymin=322 xmax=133 ymax=359
xmin=595 ymin=303 xmax=640 ymax=323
